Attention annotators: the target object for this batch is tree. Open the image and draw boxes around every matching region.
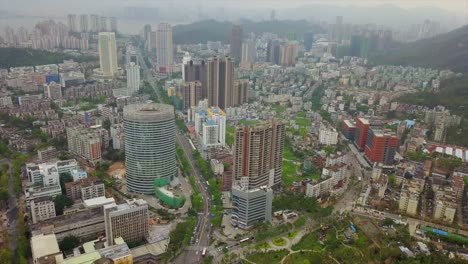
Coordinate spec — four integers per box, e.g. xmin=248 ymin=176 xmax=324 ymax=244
xmin=0 ymin=247 xmax=12 ymax=264
xmin=59 ymin=173 xmax=74 ymax=195
xmin=54 ymin=194 xmax=73 ymax=215
xmin=103 ymin=118 xmax=111 ymax=131
xmin=382 ymin=217 xmax=394 ymax=226
xmin=59 ymin=235 xmax=80 ymax=251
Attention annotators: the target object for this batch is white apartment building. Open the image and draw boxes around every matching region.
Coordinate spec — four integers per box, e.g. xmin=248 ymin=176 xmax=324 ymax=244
xmin=193 ymin=104 xmax=226 ymax=149
xmin=126 ymin=62 xmax=140 ymax=94
xmin=30 ymin=196 xmax=56 ymax=224
xmin=319 ymin=124 xmax=338 ymax=145
xmin=26 ymin=159 xmax=78 ymax=186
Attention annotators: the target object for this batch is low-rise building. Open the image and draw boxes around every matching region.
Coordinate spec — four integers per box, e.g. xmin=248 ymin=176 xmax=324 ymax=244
xmin=65 ymin=177 xmax=105 ymax=201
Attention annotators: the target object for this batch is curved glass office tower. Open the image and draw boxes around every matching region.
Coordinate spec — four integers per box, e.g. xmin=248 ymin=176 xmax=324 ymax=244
xmin=124 ymin=103 xmax=176 ymax=194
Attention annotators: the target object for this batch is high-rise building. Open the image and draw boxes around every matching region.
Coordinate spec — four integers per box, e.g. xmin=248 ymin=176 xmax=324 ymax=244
xmin=104 ymin=199 xmax=149 ymax=246
xmin=30 ymin=196 xmax=56 ymax=224
xmin=184 ymin=60 xmax=208 ymax=99
xmin=109 ymin=17 xmax=117 ymax=32
xmin=126 ymin=62 xmax=140 ymax=95
xmin=233 ymin=79 xmax=249 ymax=106
xmin=156 ymin=23 xmax=173 ymax=73
xmin=364 ymin=128 xmax=398 ymax=166
xmin=66 ymin=126 xmax=107 ymax=164
xmin=100 ymin=16 xmax=108 ymax=31
xmin=192 ymin=103 xmax=226 ymax=150
xmin=90 ymin=14 xmax=99 ymax=32
xmin=304 ymin=32 xmax=314 ymax=52
xmin=240 ymin=39 xmax=256 ymax=69
xmin=230 ymin=120 xmax=284 ymax=229
xmin=183 ymin=81 xmax=202 ymax=110
xmin=207 ymin=56 xmax=234 ymax=109
xmin=123 ymin=103 xmax=176 ymax=194
xmin=125 ymin=45 xmax=139 ymax=65
xmin=354 ymin=117 xmax=370 ymax=151
xmin=67 ymin=14 xmax=77 ymax=32
xmin=230 ymin=25 xmax=243 ymax=61
xmin=79 ymin=14 xmax=89 ymax=32
xmin=279 ymin=43 xmax=297 ymax=67
xmin=143 ymin=24 xmax=151 ymax=41
xmin=270 ymin=10 xmax=276 ymax=21
xmin=181 ymin=52 xmax=192 ymax=80
xmin=98 ymin=32 xmax=118 ymax=77
xmin=266 ymin=40 xmax=280 ymax=64
xmin=233 ymin=120 xmax=285 ymax=189
xmin=148 ymin=31 xmax=157 ymax=53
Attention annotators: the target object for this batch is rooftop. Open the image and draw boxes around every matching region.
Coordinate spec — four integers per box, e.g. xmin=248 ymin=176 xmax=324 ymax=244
xmin=31 ymin=234 xmax=60 ymax=260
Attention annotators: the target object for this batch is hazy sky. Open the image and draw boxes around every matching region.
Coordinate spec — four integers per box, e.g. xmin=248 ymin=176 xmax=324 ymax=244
xmin=0 ymin=0 xmax=466 ymax=14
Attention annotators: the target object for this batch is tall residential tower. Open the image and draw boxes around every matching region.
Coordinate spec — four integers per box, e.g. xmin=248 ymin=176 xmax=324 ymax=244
xmin=123 ymin=103 xmax=176 ymax=194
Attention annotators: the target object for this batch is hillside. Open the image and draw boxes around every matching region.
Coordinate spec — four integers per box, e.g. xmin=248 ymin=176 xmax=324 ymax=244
xmin=173 ymin=19 xmax=323 ymax=44
xmin=371 ymin=25 xmax=468 ymax=72
xmin=0 ymin=48 xmax=96 ymax=68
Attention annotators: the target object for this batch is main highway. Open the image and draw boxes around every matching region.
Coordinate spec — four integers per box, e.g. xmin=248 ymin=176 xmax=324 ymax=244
xmin=137 ymin=51 xmax=212 ymax=263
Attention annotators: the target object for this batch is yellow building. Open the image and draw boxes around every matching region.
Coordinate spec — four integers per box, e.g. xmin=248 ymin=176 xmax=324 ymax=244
xmin=398 ymin=180 xmax=421 ymax=216
xmin=433 ymin=188 xmax=457 ymax=224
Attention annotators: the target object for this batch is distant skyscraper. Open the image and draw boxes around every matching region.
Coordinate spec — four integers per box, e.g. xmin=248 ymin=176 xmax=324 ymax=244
xmin=182 ymin=52 xmax=192 ymax=80
xmin=100 ymin=16 xmax=108 ymax=31
xmin=279 ymin=43 xmax=298 ymax=67
xmin=266 ymin=40 xmax=280 ymax=64
xmin=207 ymin=56 xmax=234 ymax=109
xmin=240 ymin=39 xmax=256 ymax=69
xmin=143 ymin=24 xmax=151 ymax=41
xmin=67 ymin=14 xmax=77 ymax=32
xmin=230 ymin=25 xmax=243 ymax=61
xmin=148 ymin=31 xmax=157 ymax=53
xmin=156 ymin=23 xmax=173 ymax=73
xmin=109 ymin=17 xmax=117 ymax=32
xmin=90 ymin=14 xmax=99 ymax=32
xmin=125 ymin=45 xmax=139 ymax=65
xmin=231 ymin=120 xmax=285 ymax=229
xmin=104 ymin=199 xmax=149 ymax=246
xmin=184 ymin=60 xmax=208 ymax=99
xmin=270 ymin=10 xmax=276 ymax=21
xmin=183 ymin=81 xmax=202 ymax=110
xmin=126 ymin=62 xmax=140 ymax=94
xmin=98 ymin=32 xmax=118 ymax=77
xmin=79 ymin=14 xmax=89 ymax=32
xmin=304 ymin=32 xmax=314 ymax=52
xmin=123 ymin=103 xmax=176 ymax=194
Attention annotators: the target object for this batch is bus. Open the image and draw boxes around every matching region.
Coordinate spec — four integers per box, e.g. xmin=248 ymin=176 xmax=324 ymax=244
xmin=188 ymin=139 xmax=196 ymax=150
xmin=202 ymin=247 xmax=207 ymax=257
xmin=239 ymin=237 xmax=250 ymax=243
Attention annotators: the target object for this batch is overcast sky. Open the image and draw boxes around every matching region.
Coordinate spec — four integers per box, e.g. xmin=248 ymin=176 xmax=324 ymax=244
xmin=1 ymin=0 xmax=466 ymax=14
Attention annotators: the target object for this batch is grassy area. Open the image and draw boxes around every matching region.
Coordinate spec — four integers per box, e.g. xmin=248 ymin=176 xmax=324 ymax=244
xmin=272 ymin=237 xmax=287 ymax=247
xmin=255 ymin=242 xmax=271 ymax=250
xmin=283 ymin=146 xmax=300 ymax=161
xmin=226 ymin=125 xmax=235 ymax=146
xmin=287 ymin=230 xmax=298 ymax=239
xmin=282 ymin=160 xmax=302 ymax=185
xmin=283 ymin=251 xmax=331 ymax=264
xmin=238 ymin=119 xmax=260 ymax=125
xmin=294 ymin=117 xmax=310 ymax=127
xmin=245 ymin=249 xmax=289 ymax=264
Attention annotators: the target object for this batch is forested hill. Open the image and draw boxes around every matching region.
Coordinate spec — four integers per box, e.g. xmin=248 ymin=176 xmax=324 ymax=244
xmin=0 ymin=48 xmax=96 ymax=68
xmin=371 ymin=24 xmax=468 ymax=73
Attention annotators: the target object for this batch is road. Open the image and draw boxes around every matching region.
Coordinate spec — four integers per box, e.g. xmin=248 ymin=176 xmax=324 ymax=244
xmin=137 ymin=50 xmax=212 ymax=263
xmin=2 ymin=159 xmax=19 ymax=264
